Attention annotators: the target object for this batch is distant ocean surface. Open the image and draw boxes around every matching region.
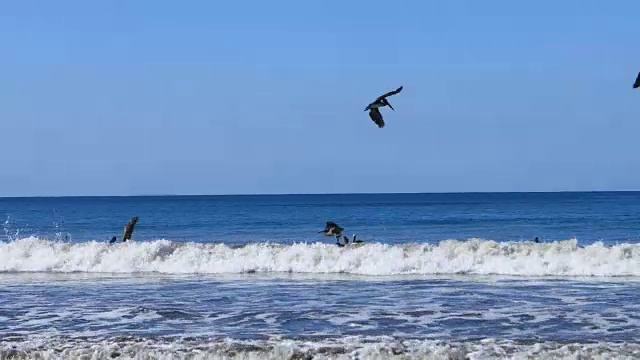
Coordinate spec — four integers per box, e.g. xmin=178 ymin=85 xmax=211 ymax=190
xmin=0 ymin=192 xmax=638 ymax=359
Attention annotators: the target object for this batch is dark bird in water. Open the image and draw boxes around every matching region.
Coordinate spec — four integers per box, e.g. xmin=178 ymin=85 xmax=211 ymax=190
xmin=336 ymin=235 xmax=350 ymax=247
xmin=633 ymin=72 xmax=640 ymax=89
xmin=336 ymin=235 xmax=364 ymax=247
xmin=365 ymin=86 xmax=403 ymax=128
xmin=319 ymin=221 xmax=344 ymax=238
xmin=109 ymin=236 xmax=117 ymax=244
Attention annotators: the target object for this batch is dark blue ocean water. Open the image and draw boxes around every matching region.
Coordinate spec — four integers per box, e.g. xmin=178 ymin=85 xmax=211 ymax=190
xmin=3 ymin=191 xmax=640 ymax=245
xmin=0 ymin=192 xmax=638 ymax=358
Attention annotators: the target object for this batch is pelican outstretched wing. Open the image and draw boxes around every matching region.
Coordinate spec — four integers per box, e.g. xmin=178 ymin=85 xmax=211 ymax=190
xmin=122 ymin=216 xmax=139 ymax=242
xmin=634 ymin=73 xmax=640 ymax=89
xmin=377 ymin=86 xmax=403 ymax=100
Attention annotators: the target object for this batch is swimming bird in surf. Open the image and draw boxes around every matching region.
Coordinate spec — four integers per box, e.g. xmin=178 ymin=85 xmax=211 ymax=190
xmin=336 ymin=235 xmax=364 ymax=247
xmin=365 ymin=86 xmax=403 ymax=128
xmin=352 ymin=234 xmax=364 ymax=244
xmin=336 ymin=235 xmax=349 ymax=247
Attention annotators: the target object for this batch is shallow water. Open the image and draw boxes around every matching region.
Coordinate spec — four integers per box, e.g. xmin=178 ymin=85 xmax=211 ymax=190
xmin=1 ymin=275 xmax=638 ymax=342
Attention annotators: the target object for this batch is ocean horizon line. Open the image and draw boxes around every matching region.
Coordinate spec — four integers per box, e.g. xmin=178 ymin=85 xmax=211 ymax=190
xmin=1 ymin=189 xmax=640 ymax=199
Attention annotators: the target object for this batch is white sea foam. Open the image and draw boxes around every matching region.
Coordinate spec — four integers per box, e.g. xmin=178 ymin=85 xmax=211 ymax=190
xmin=0 ymin=237 xmax=638 ymax=277
xmin=1 ymin=336 xmax=639 ymax=360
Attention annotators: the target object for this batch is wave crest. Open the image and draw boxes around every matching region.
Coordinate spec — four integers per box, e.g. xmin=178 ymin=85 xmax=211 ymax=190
xmin=0 ymin=237 xmax=638 ymax=277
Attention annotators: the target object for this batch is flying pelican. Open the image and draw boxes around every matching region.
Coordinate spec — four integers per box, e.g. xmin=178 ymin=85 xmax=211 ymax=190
xmin=634 ymin=72 xmax=640 ymax=89
xmin=365 ymin=86 xmax=403 ymax=128
xmin=318 ymin=221 xmax=344 ymax=238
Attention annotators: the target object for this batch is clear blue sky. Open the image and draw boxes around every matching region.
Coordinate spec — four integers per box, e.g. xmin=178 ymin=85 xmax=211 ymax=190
xmin=1 ymin=1 xmax=639 ymax=196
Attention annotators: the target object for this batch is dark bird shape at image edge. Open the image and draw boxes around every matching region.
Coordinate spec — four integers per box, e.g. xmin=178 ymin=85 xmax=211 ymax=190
xmin=634 ymin=72 xmax=640 ymax=89
xmin=364 ymin=86 xmax=403 ymax=128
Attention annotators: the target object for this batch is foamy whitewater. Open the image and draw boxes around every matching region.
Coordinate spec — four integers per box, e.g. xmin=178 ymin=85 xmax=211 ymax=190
xmin=1 ymin=236 xmax=639 ymax=277
xmin=2 ymin=337 xmax=640 ymax=359
xmin=1 ymin=193 xmax=639 ymax=358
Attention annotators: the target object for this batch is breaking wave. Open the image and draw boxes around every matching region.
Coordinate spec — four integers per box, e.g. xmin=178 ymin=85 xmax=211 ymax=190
xmin=0 ymin=237 xmax=638 ymax=277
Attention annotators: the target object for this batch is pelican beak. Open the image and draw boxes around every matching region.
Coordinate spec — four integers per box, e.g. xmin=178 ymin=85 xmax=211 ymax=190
xmin=387 ymin=102 xmax=395 ymax=111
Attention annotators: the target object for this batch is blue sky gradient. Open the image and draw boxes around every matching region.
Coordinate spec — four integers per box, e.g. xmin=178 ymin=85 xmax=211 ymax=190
xmin=1 ymin=1 xmax=640 ymax=196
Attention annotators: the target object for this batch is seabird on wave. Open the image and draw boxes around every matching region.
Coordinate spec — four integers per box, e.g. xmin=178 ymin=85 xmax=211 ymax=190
xmin=336 ymin=235 xmax=349 ymax=247
xmin=364 ymin=86 xmax=403 ymax=128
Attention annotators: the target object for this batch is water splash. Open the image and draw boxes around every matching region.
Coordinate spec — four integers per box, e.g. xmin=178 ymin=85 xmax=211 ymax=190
xmin=3 ymin=213 xmax=70 ymax=243
xmin=52 ymin=208 xmax=71 ymax=243
xmin=3 ymin=216 xmax=21 ymax=242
